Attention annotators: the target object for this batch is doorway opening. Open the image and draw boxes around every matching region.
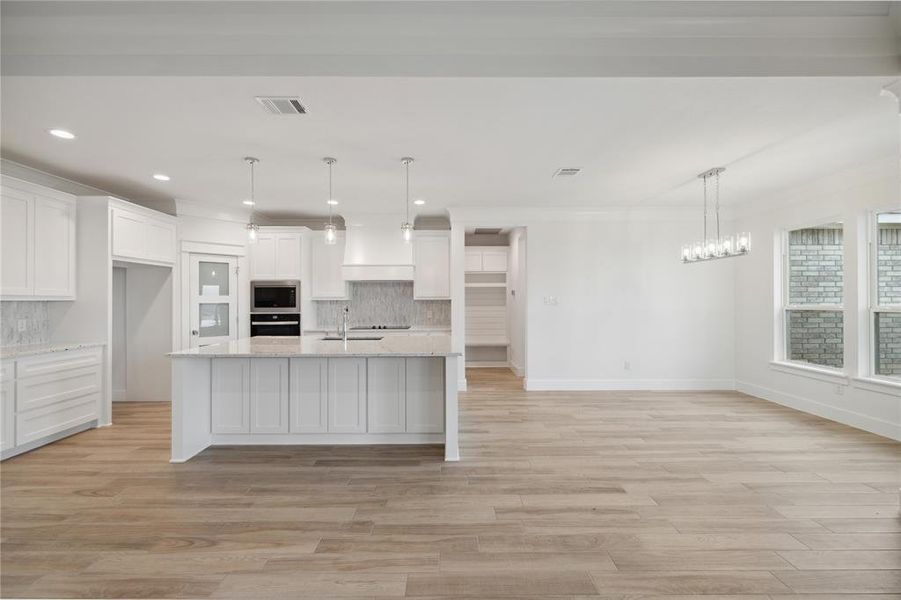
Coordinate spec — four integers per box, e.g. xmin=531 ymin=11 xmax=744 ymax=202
xmin=463 ymin=226 xmax=526 ymax=385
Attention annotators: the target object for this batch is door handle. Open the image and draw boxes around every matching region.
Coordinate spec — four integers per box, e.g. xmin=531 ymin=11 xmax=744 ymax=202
xmin=191 ymin=329 xmax=199 ymax=336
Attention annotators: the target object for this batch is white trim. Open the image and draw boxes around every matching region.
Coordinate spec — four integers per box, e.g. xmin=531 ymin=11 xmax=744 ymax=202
xmin=523 ymin=378 xmax=735 ymax=391
xmin=211 ymin=433 xmax=444 ymax=445
xmin=180 ymin=240 xmax=246 ymax=257
xmin=736 ymin=380 xmax=900 ymax=441
xmin=175 ymin=198 xmax=250 ymax=223
xmin=770 ymin=360 xmax=849 ymax=385
xmin=108 ymin=196 xmax=178 ymax=223
xmin=852 ymin=376 xmax=901 ymax=397
xmin=465 ymin=361 xmax=509 ymax=368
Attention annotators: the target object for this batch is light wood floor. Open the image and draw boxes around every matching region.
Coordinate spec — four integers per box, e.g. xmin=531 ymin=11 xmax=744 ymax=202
xmin=2 ymin=367 xmax=900 ymax=599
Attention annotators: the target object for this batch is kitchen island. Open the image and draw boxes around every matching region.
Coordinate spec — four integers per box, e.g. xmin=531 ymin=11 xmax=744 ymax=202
xmin=169 ymin=335 xmax=460 ymax=462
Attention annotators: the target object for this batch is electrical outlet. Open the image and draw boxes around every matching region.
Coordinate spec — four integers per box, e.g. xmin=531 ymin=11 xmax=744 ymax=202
xmin=427 ymin=310 xmax=433 ymax=319
xmin=17 ymin=319 xmax=27 ymax=333
xmin=624 ymin=361 xmax=631 ymax=371
xmin=544 ymin=296 xmax=558 ymax=306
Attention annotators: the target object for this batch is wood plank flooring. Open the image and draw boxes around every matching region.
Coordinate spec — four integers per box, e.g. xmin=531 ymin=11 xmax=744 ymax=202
xmin=2 ymin=367 xmax=899 ymax=599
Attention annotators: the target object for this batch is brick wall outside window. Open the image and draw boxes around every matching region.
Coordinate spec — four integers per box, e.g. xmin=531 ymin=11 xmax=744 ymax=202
xmin=875 ymin=224 xmax=901 ymax=376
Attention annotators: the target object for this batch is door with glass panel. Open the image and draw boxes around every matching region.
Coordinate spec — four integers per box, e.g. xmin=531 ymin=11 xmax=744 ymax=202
xmin=189 ymin=255 xmax=238 ymax=348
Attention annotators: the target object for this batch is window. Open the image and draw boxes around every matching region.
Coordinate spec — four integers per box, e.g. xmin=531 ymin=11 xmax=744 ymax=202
xmin=783 ymin=223 xmax=844 ymax=369
xmin=872 ymin=211 xmax=901 ymax=379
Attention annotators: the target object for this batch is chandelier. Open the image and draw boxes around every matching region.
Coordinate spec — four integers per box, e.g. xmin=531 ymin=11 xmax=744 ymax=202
xmin=681 ymin=167 xmax=750 ymax=263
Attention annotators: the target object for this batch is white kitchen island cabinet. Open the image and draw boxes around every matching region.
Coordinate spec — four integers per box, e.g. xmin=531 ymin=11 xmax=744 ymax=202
xmin=170 ymin=335 xmax=460 ymax=462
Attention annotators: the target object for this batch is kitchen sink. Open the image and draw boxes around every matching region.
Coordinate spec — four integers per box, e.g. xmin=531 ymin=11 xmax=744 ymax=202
xmin=321 ymin=336 xmax=384 ymax=341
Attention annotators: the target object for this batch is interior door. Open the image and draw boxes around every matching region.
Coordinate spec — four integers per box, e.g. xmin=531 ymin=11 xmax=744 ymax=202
xmin=189 ymin=255 xmax=239 ymax=348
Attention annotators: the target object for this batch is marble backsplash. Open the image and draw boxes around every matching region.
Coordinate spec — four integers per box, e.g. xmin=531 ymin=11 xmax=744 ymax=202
xmin=1 ymin=301 xmax=51 ymax=346
xmin=315 ymin=282 xmax=450 ymax=329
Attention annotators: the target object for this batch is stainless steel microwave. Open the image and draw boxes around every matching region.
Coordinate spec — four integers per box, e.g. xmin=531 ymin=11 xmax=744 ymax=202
xmin=250 ymin=280 xmax=301 ymax=313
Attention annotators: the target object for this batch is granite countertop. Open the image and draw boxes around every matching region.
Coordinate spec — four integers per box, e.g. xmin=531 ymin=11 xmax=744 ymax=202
xmin=0 ymin=342 xmax=105 ymax=360
xmin=170 ymin=334 xmax=459 ymax=358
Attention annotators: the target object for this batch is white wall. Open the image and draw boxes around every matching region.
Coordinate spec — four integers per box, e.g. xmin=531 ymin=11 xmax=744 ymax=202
xmin=111 ymin=267 xmax=127 ymax=401
xmin=124 ymin=263 xmax=173 ymax=402
xmin=734 ymin=158 xmax=900 ymax=440
xmin=524 ymin=217 xmax=735 ymax=390
xmin=508 ymin=227 xmax=527 ymax=375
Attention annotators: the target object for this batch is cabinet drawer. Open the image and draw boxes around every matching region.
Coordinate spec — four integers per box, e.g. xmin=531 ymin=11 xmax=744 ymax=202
xmin=16 ymin=393 xmax=98 ymax=445
xmin=15 ymin=348 xmax=101 ymax=380
xmin=16 ymin=363 xmax=102 ymax=413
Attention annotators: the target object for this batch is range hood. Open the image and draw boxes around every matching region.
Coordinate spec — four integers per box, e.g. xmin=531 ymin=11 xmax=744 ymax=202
xmin=342 ymin=214 xmax=414 ymax=281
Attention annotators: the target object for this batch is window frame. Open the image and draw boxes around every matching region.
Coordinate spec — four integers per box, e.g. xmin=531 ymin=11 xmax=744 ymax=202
xmin=867 ymin=209 xmax=901 ymax=382
xmin=779 ymin=220 xmax=846 ymax=373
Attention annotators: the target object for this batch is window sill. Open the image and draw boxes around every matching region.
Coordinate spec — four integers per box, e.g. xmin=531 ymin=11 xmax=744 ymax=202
xmin=852 ymin=377 xmax=901 ymax=397
xmin=769 ymin=361 xmax=849 ymax=385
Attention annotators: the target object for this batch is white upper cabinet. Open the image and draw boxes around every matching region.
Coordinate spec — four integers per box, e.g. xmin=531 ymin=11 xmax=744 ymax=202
xmin=311 ymin=230 xmax=348 ymax=299
xmin=413 ymin=232 xmax=450 ymax=299
xmin=1 ymin=177 xmax=76 ymax=300
xmin=249 ymin=230 xmax=302 ymax=280
xmin=465 ymin=247 xmax=507 ymax=273
xmin=110 ymin=200 xmax=176 ymax=266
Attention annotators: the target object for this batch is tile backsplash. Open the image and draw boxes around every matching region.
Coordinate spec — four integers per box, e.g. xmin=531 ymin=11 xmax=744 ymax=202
xmin=1 ymin=301 xmax=51 ymax=346
xmin=315 ymin=282 xmax=450 ymax=329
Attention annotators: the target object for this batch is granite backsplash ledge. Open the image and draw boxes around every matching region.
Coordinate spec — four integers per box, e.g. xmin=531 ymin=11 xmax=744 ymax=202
xmin=315 ymin=282 xmax=450 ymax=329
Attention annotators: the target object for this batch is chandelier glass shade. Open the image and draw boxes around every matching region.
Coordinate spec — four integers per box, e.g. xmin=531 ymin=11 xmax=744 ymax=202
xmin=681 ymin=167 xmax=750 ymax=263
xmin=323 ymin=157 xmax=338 ymax=245
xmin=401 ymin=157 xmax=414 ymax=243
xmin=244 ymin=157 xmax=260 ymax=244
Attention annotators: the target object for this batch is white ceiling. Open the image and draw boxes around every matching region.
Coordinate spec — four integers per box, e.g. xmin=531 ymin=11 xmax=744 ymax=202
xmin=1 ymin=76 xmax=896 ymax=218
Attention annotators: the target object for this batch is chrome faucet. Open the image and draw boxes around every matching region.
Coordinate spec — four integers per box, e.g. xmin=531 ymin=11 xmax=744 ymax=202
xmin=341 ymin=306 xmax=349 ymax=343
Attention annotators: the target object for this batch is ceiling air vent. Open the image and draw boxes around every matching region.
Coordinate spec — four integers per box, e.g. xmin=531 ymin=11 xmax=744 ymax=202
xmin=255 ymin=96 xmax=307 ymax=115
xmin=473 ymin=228 xmax=503 ymax=235
xmin=553 ymin=167 xmax=581 ymax=178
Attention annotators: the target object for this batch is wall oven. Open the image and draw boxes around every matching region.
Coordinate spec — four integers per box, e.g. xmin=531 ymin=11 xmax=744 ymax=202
xmin=250 ymin=312 xmax=301 ymax=337
xmin=251 ymin=280 xmax=300 ymax=313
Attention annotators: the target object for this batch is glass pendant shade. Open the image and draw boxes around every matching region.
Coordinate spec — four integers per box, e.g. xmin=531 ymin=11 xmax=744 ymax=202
xmin=737 ymin=232 xmax=751 ymax=254
xmin=401 ymin=222 xmax=413 ymax=243
xmin=246 ymin=222 xmax=259 ymax=243
xmin=324 ymin=223 xmax=337 ymax=245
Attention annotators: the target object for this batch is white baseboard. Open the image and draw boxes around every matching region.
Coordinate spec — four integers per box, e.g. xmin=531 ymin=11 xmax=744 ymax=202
xmin=524 ymin=378 xmax=735 ymax=391
xmin=510 ymin=362 xmax=525 ymax=377
xmin=457 ymin=378 xmax=467 ymax=392
xmin=736 ymin=380 xmax=901 ymax=441
xmin=466 ymin=361 xmax=510 ymax=368
xmin=113 ymin=388 xmax=126 ymax=402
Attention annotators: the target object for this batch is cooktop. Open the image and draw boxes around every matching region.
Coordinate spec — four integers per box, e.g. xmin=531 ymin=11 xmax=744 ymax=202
xmin=350 ymin=325 xmax=412 ymax=330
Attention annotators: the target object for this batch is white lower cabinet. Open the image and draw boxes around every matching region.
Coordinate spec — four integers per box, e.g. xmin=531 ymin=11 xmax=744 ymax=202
xmin=1 ymin=365 xmax=14 ymax=452
xmin=211 ymin=358 xmax=250 ymax=433
xmin=367 ymin=358 xmax=406 ymax=433
xmin=328 ymin=358 xmax=367 ymax=433
xmin=289 ymin=358 xmax=328 ymax=433
xmin=250 ymin=359 xmax=289 ymax=433
xmin=212 ymin=356 xmax=444 ymax=436
xmin=11 ymin=348 xmax=101 ymax=449
xmin=405 ymin=358 xmax=445 ymax=433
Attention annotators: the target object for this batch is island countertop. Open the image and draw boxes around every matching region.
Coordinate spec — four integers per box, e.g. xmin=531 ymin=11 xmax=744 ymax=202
xmin=169 ymin=334 xmax=459 ymax=358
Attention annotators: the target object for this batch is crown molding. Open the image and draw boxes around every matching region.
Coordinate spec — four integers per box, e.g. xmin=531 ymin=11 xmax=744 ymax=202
xmin=174 ymin=198 xmax=250 ymax=224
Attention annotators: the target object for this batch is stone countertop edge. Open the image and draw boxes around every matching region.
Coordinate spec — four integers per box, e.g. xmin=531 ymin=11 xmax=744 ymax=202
xmin=0 ymin=342 xmax=106 ymax=360
xmin=169 ymin=335 xmax=460 ymax=358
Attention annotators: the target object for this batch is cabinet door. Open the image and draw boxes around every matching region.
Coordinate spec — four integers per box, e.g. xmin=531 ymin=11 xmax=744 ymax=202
xmin=145 ymin=219 xmax=176 ymax=264
xmin=0 ymin=188 xmax=33 ymax=296
xmin=327 ymin=358 xmax=366 ymax=433
xmin=111 ymin=208 xmax=147 ymax=259
xmin=289 ymin=358 xmax=328 ymax=433
xmin=275 ymin=234 xmax=302 ymax=279
xmin=250 ymin=358 xmax=288 ymax=433
xmin=464 ymin=249 xmax=482 ymax=272
xmin=414 ymin=234 xmax=450 ymax=299
xmin=211 ymin=358 xmax=250 ymax=433
xmin=1 ymin=379 xmax=14 ymax=452
xmin=33 ymin=196 xmax=75 ymax=297
xmin=367 ymin=358 xmax=406 ymax=433
xmin=405 ymin=358 xmax=444 ymax=433
xmin=250 ymin=234 xmax=277 ymax=279
xmin=481 ymin=249 xmax=507 ymax=272
xmin=311 ymin=232 xmax=348 ymax=299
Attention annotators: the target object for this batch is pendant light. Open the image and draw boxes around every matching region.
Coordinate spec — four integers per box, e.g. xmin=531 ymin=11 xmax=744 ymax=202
xmin=323 ymin=157 xmax=338 ymax=245
xmin=681 ymin=166 xmax=750 ymax=263
xmin=244 ymin=157 xmax=260 ymax=243
xmin=400 ymin=157 xmax=414 ymax=243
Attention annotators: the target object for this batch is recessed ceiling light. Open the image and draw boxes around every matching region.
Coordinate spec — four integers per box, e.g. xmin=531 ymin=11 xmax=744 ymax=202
xmin=326 ymin=199 xmax=339 ymax=206
xmin=413 ymin=199 xmax=425 ymax=206
xmin=48 ymin=129 xmax=75 ymax=140
xmin=152 ymin=173 xmax=170 ymax=181
xmin=242 ymin=200 xmax=255 ymax=206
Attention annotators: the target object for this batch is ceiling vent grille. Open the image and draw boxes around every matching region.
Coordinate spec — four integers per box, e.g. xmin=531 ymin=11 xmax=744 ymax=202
xmin=473 ymin=228 xmax=503 ymax=235
xmin=553 ymin=167 xmax=581 ymax=178
xmin=255 ymin=96 xmax=307 ymax=115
